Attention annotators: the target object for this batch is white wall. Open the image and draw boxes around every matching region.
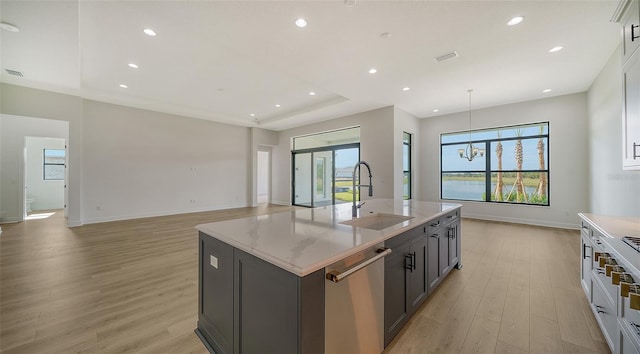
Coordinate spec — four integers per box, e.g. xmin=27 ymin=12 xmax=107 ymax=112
xmin=25 ymin=137 xmax=66 ymax=211
xmin=1 ymin=84 xmax=82 ymax=225
xmin=273 ymin=107 xmax=395 ymax=205
xmin=420 ymin=93 xmax=589 ymax=229
xmin=1 ymin=84 xmax=256 ymax=225
xmin=81 ymin=100 xmax=251 ymax=223
xmin=0 ymin=115 xmax=69 ymax=222
xmin=587 ymin=45 xmax=640 ymax=217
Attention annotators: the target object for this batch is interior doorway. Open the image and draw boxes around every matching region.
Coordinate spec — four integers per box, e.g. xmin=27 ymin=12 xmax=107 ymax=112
xmin=257 ymin=149 xmax=270 ymax=204
xmin=24 ymin=136 xmax=66 ymax=219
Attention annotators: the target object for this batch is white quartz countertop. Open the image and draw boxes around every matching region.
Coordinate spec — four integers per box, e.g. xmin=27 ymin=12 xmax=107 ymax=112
xmin=578 ymin=213 xmax=640 ymax=239
xmin=196 ymin=199 xmax=461 ymax=277
xmin=578 ymin=213 xmax=640 ymax=277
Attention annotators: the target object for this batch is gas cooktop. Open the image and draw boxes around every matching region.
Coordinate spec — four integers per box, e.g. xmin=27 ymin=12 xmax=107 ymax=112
xmin=622 ymin=236 xmax=640 ymax=253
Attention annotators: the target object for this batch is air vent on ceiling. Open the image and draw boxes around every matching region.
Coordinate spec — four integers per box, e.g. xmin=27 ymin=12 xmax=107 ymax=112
xmin=434 ymin=51 xmax=459 ymax=63
xmin=5 ymin=69 xmax=23 ymax=77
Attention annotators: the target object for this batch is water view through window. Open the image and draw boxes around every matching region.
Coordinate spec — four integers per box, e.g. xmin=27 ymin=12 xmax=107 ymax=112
xmin=441 ymin=122 xmax=549 ymax=205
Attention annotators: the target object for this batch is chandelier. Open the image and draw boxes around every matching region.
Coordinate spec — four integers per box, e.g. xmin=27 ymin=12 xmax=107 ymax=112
xmin=458 ymin=89 xmax=485 ymax=161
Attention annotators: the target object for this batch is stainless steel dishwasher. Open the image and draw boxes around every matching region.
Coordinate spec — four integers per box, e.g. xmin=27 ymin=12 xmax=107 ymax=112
xmin=324 ymin=243 xmax=391 ymax=353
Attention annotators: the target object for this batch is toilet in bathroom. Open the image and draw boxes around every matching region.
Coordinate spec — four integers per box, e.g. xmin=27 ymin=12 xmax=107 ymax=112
xmin=26 ymin=198 xmax=34 ymax=213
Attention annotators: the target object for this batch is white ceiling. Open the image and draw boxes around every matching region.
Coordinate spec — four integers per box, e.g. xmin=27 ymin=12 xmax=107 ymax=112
xmin=0 ymin=1 xmax=621 ymax=131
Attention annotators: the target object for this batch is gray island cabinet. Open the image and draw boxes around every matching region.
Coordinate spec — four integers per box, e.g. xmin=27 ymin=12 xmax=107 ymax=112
xmin=195 ymin=199 xmax=461 ymax=354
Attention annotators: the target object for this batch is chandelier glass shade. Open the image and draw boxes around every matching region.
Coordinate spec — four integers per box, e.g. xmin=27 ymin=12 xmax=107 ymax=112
xmin=459 ymin=89 xmax=485 ymax=161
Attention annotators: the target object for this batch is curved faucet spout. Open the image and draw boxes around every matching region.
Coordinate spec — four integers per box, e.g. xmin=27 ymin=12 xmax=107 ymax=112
xmin=352 ymin=161 xmax=374 ymax=217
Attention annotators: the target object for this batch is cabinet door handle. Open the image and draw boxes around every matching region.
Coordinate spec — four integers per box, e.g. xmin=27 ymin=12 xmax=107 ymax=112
xmin=405 ymin=254 xmax=413 ymax=271
xmin=633 ymin=142 xmax=640 ymax=159
xmin=595 ymin=305 xmax=605 ymax=314
xmin=631 ymin=322 xmax=640 ymax=336
xmin=632 ymin=24 xmax=639 ymax=41
xmin=582 ymin=243 xmax=591 ymax=259
xmin=412 ymin=252 xmax=416 ymax=270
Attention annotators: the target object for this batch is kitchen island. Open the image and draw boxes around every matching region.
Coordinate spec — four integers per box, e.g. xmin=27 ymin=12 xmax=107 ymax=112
xmin=578 ymin=213 xmax=640 ymax=354
xmin=195 ymin=199 xmax=462 ymax=354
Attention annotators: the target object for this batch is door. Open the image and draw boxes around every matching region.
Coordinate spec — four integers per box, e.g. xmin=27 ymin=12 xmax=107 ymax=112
xmin=333 ymin=147 xmax=360 ymax=205
xmin=384 ymin=241 xmax=411 ymax=347
xmin=313 ymin=151 xmax=333 ymax=207
xmin=623 ymin=48 xmax=640 ymax=170
xmin=447 ymin=223 xmax=459 ymax=271
xmin=427 ymin=231 xmax=442 ymax=294
xmin=408 ymin=235 xmax=428 ymax=313
xmin=257 ymin=149 xmax=270 ymax=204
xmin=581 ymin=232 xmax=593 ymax=299
xmin=292 ymin=144 xmax=359 ymax=207
xmin=293 ymin=153 xmax=312 ymax=207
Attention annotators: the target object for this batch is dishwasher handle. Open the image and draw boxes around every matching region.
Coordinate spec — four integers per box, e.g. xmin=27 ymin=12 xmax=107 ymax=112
xmin=326 ymin=247 xmax=392 ymax=283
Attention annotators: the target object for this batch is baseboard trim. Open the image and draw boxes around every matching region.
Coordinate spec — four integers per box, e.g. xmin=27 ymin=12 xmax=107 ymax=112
xmin=462 ymin=212 xmax=579 ymax=230
xmin=81 ymin=204 xmax=247 ymax=225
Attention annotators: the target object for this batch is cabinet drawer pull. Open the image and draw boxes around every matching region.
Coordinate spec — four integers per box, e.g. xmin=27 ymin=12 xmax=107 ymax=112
xmin=430 ymin=234 xmax=440 ymax=239
xmin=595 ymin=305 xmax=606 ymax=314
xmin=430 ymin=221 xmax=440 ymax=227
xmin=631 ymin=322 xmax=640 ymax=336
xmin=632 ymin=24 xmax=639 ymax=41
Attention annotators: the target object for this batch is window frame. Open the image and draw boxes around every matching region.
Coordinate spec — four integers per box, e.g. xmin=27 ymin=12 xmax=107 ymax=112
xmin=43 ymin=148 xmax=66 ymax=181
xmin=440 ymin=122 xmax=549 ymax=206
xmin=403 ymin=132 xmax=412 ymax=200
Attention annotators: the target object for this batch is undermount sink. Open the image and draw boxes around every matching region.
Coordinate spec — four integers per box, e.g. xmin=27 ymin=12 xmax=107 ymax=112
xmin=340 ymin=213 xmax=414 ymax=230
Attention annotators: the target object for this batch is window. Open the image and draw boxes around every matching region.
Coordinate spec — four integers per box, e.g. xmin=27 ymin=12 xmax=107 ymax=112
xmin=403 ymin=132 xmax=412 ymax=200
xmin=440 ymin=122 xmax=549 ymax=205
xmin=43 ymin=149 xmax=65 ymax=180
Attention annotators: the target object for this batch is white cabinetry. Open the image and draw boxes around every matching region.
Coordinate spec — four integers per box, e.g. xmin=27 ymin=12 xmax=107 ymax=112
xmin=578 ymin=213 xmax=640 ymax=354
xmin=616 ymin=0 xmax=640 ymax=170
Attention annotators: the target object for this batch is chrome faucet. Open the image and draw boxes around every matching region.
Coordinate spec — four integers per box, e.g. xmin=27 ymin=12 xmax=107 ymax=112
xmin=352 ymin=161 xmax=373 ymax=217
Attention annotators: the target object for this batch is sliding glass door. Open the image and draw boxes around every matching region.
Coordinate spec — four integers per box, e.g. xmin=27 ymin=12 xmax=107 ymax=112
xmin=292 ymin=144 xmax=359 ymax=208
xmin=293 ymin=153 xmax=312 ymax=207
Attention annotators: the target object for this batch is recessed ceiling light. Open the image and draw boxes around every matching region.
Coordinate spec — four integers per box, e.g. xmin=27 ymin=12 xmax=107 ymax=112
xmin=295 ymin=18 xmax=307 ymax=28
xmin=507 ymin=16 xmax=524 ymax=26
xmin=275 ymin=104 xmax=281 ymax=108
xmin=402 ymin=87 xmax=410 ymax=91
xmin=143 ymin=28 xmax=157 ymax=36
xmin=548 ymin=46 xmax=564 ymax=53
xmin=250 ymin=113 xmax=256 ymax=117
xmin=380 ymin=32 xmax=391 ymax=39
xmin=119 ymin=84 xmax=128 ymax=88
xmin=368 ymin=68 xmax=377 ymax=74
xmin=128 ymin=63 xmax=139 ymax=69
xmin=309 ymin=92 xmax=316 ymax=96
xmin=543 ymin=89 xmax=552 ymax=93
xmin=0 ymin=22 xmax=19 ymax=32
xmin=433 ymin=109 xmax=439 ymax=113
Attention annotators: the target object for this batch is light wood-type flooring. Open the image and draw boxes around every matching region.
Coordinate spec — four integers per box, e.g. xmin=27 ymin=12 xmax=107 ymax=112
xmin=0 ymin=206 xmax=609 ymax=353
